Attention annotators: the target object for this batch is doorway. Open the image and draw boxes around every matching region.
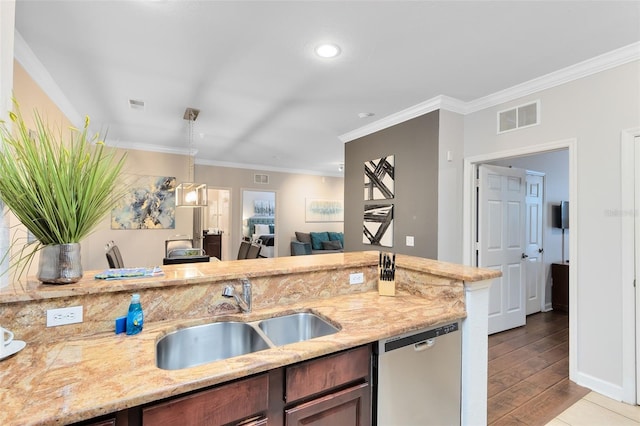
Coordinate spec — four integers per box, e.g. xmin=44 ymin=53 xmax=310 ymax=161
xmin=463 ymin=138 xmax=577 ymax=382
xmin=241 ymin=189 xmax=277 ymax=258
xmin=205 ymin=188 xmax=231 ymax=260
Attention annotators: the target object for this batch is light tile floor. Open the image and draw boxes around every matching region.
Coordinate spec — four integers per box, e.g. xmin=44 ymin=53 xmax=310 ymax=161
xmin=546 ymin=392 xmax=640 ymax=425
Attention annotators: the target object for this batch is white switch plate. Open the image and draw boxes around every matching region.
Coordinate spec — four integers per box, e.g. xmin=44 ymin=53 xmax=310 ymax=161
xmin=406 ymin=236 xmax=415 ymax=247
xmin=349 ymin=272 xmax=364 ymax=285
xmin=47 ymin=306 xmax=83 ymax=327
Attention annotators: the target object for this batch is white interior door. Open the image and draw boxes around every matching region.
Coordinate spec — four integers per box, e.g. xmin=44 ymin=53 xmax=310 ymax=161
xmin=478 ymin=164 xmax=527 ymax=334
xmin=525 ymin=172 xmax=545 ymax=315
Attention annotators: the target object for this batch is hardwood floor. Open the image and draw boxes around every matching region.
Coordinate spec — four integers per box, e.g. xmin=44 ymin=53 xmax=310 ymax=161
xmin=488 ymin=311 xmax=590 ymax=425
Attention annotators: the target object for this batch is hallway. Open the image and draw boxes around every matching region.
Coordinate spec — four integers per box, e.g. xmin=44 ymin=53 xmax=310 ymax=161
xmin=487 ymin=311 xmax=589 ymax=425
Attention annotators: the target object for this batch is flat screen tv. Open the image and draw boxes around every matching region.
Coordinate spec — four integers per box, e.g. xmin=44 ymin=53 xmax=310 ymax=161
xmin=552 ymin=201 xmax=569 ymax=229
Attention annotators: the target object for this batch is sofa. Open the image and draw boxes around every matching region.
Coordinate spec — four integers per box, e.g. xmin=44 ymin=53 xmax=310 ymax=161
xmin=291 ymin=231 xmax=344 ymax=255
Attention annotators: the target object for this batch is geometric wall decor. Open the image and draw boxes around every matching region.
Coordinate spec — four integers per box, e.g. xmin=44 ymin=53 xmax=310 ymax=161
xmin=363 ymin=204 xmax=394 ymax=247
xmin=111 ymin=175 xmax=176 ymax=229
xmin=364 ymin=155 xmax=395 ymax=200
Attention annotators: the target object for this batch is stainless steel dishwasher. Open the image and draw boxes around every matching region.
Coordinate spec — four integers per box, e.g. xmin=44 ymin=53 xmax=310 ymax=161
xmin=373 ymin=321 xmax=461 ymax=425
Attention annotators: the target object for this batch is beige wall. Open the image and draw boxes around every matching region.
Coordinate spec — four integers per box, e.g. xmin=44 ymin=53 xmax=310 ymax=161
xmin=463 ymin=61 xmax=640 ymax=398
xmin=197 ymin=164 xmax=344 ymax=260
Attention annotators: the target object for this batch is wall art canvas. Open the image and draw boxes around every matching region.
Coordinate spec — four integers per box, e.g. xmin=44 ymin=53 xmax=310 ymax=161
xmin=254 ymin=199 xmax=275 ymax=216
xmin=305 ymin=199 xmax=344 ymax=223
xmin=364 ymin=155 xmax=395 ymax=200
xmin=363 ymin=204 xmax=394 ymax=247
xmin=111 ymin=176 xmax=176 ymax=229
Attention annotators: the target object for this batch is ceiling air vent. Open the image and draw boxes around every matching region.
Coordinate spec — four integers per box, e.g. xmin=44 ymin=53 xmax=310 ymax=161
xmin=497 ymin=100 xmax=540 ymax=134
xmin=254 ymin=174 xmax=269 ymax=184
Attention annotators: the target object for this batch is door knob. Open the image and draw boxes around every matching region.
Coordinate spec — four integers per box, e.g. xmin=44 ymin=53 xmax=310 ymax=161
xmin=538 ymin=248 xmax=544 ymax=253
xmin=522 ymin=253 xmax=529 ymax=259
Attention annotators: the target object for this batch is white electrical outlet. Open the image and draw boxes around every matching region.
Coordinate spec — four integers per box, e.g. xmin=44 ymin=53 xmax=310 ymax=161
xmin=46 ymin=306 xmax=83 ymax=327
xmin=349 ymin=272 xmax=364 ymax=285
xmin=406 ymin=236 xmax=415 ymax=247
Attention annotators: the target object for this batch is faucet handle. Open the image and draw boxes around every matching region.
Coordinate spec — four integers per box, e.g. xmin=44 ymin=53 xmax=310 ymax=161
xmin=222 ymin=284 xmax=235 ymax=297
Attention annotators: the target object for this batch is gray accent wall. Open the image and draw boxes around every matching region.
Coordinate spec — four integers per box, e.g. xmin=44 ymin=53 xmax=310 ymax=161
xmin=344 ymin=110 xmax=439 ymax=258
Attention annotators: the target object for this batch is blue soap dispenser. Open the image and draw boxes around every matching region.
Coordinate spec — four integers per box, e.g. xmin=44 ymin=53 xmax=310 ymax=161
xmin=126 ymin=293 xmax=144 ymax=335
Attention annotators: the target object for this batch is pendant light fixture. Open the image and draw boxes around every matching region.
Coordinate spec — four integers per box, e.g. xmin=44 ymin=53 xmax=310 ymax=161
xmin=176 ymin=107 xmax=208 ymax=207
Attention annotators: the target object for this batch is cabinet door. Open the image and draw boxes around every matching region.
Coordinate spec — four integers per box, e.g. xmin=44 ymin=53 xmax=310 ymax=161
xmin=285 ymin=383 xmax=370 ymax=426
xmin=286 ymin=345 xmax=370 ymax=403
xmin=142 ymin=374 xmax=268 ymax=426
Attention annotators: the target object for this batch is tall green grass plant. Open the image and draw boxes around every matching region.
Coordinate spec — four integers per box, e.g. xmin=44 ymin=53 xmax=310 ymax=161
xmin=0 ymin=99 xmax=127 ymax=277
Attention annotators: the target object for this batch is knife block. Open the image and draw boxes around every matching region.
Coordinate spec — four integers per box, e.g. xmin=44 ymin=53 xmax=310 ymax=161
xmin=378 ymin=274 xmax=396 ymax=296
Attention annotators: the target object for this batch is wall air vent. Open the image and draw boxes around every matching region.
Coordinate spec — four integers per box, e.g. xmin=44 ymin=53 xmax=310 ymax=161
xmin=129 ymin=99 xmax=145 ymax=110
xmin=254 ymin=174 xmax=269 ymax=184
xmin=497 ymin=100 xmax=540 ymax=134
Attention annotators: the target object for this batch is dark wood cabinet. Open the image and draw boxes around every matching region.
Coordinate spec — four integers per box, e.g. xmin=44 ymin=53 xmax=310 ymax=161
xmin=85 ymin=345 xmax=372 ymax=426
xmin=285 ymin=345 xmax=371 ymax=426
xmin=142 ymin=374 xmax=268 ymax=426
xmin=203 ymin=232 xmax=222 ymax=260
xmin=551 ymin=263 xmax=569 ymax=313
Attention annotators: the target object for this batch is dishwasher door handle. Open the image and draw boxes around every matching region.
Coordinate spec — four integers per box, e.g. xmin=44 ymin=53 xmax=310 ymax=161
xmin=414 ymin=339 xmax=436 ymax=352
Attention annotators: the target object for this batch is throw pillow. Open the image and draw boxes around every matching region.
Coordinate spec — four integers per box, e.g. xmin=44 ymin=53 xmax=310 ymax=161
xmin=328 ymin=231 xmax=344 ymax=247
xmin=322 ymin=240 xmax=342 ymax=250
xmin=254 ymin=224 xmax=270 ymax=235
xmin=310 ymin=232 xmax=330 ymax=250
xmin=295 ymin=232 xmax=312 ymax=244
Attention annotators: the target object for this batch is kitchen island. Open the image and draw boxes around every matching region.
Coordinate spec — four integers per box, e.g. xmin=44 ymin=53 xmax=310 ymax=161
xmin=0 ymin=251 xmax=500 ymax=425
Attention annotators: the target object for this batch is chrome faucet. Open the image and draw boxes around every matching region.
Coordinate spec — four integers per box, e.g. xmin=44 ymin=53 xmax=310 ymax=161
xmin=222 ymin=279 xmax=252 ymax=313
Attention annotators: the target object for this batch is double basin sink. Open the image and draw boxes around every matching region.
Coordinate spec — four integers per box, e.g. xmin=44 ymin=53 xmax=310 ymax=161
xmin=156 ymin=312 xmax=339 ymax=370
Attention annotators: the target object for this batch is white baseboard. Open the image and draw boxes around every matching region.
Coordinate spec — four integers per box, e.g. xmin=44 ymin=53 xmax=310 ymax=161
xmin=542 ymin=303 xmax=553 ymax=312
xmin=574 ymin=371 xmax=624 ymax=402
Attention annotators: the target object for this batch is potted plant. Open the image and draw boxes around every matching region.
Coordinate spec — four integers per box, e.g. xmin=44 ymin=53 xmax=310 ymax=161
xmin=0 ymin=99 xmax=127 ymax=283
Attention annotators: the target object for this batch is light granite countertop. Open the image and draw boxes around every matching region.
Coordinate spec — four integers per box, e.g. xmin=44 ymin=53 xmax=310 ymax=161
xmin=0 ymin=252 xmax=500 ymax=425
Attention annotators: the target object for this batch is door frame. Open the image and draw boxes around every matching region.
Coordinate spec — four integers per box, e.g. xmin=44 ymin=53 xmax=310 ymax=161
xmin=620 ymin=127 xmax=640 ymax=404
xmin=463 ymin=138 xmax=578 ymax=383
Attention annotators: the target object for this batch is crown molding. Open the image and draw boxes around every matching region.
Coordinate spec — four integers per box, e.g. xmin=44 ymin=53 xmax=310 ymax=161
xmin=340 ymin=41 xmax=640 ymax=142
xmin=13 ymin=31 xmax=83 ymax=127
xmin=339 ymin=95 xmax=467 ymax=143
xmin=197 ymin=158 xmax=343 ymax=178
xmin=465 ymin=41 xmax=640 ymax=114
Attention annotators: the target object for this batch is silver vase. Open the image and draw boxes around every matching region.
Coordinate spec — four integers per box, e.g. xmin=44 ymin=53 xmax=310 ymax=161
xmin=37 ymin=243 xmax=83 ymax=284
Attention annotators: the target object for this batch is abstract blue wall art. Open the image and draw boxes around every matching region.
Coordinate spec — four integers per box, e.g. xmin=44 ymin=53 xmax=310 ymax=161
xmin=111 ymin=176 xmax=176 ymax=230
xmin=305 ymin=199 xmax=344 ymax=222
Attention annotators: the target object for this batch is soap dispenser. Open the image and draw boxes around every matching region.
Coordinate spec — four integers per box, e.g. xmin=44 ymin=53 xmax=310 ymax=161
xmin=126 ymin=293 xmax=144 ymax=335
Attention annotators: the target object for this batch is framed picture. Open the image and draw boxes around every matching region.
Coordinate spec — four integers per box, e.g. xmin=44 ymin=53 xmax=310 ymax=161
xmin=111 ymin=175 xmax=176 ymax=229
xmin=364 ymin=155 xmax=395 ymax=200
xmin=305 ymin=198 xmax=344 ymax=222
xmin=363 ymin=204 xmax=393 ymax=247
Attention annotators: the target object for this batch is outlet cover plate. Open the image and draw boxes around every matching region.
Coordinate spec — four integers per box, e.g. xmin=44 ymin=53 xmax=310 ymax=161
xmin=349 ymin=272 xmax=364 ymax=285
xmin=47 ymin=306 xmax=83 ymax=327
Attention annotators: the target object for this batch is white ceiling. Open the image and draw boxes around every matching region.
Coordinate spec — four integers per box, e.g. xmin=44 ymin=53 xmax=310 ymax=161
xmin=14 ymin=1 xmax=640 ymax=176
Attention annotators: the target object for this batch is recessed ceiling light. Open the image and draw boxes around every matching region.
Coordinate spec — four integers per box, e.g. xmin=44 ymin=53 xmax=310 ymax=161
xmin=315 ymin=43 xmax=341 ymax=59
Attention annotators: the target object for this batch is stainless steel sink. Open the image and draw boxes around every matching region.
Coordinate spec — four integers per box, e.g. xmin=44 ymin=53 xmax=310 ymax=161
xmin=156 ymin=321 xmax=270 ymax=370
xmin=258 ymin=312 xmax=339 ymax=346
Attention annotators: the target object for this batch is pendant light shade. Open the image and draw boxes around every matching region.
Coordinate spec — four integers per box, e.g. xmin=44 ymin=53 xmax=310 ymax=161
xmin=176 ymin=107 xmax=208 ymax=207
xmin=176 ymin=182 xmax=208 ymax=207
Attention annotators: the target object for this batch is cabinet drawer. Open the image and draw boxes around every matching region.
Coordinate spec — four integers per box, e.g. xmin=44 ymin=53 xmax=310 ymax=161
xmin=142 ymin=374 xmax=268 ymax=426
xmin=285 ymin=382 xmax=370 ymax=426
xmin=285 ymin=345 xmax=370 ymax=403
